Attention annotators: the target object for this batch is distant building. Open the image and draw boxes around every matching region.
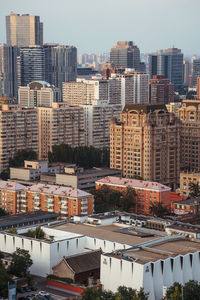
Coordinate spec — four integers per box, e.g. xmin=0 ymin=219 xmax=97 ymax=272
xmin=110 ymin=104 xmax=181 ymax=189
xmin=0 ymin=44 xmax=18 ymax=99
xmin=183 ymin=59 xmax=191 ymax=87
xmin=180 ymin=171 xmax=200 ymax=196
xmin=165 ymin=102 xmax=182 ymax=116
xmin=18 ymin=81 xmax=61 ymax=108
xmin=6 ymin=13 xmax=43 ymax=47
xmin=44 ymin=44 xmax=77 ymax=91
xmin=193 ymin=59 xmax=200 ymax=86
xmin=149 ymin=48 xmax=184 ymax=91
xmin=96 ymin=176 xmax=172 ymax=214
xmin=110 ymin=41 xmax=141 ymax=71
xmin=171 ymin=198 xmax=200 ymax=216
xmin=19 ymin=46 xmax=45 ymax=86
xmin=197 ymin=77 xmax=200 ymax=99
xmin=149 ymin=75 xmax=174 ymax=104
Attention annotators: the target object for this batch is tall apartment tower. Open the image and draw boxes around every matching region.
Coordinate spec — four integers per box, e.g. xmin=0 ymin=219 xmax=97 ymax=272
xmin=110 ymin=41 xmax=140 ymax=71
xmin=179 ymin=100 xmax=200 ymax=171
xmin=0 ymin=44 xmax=18 ymax=99
xmin=149 ymin=75 xmax=174 ymax=104
xmin=19 ymin=46 xmax=45 ymax=86
xmin=197 ymin=77 xmax=200 ymax=99
xmin=0 ymin=104 xmax=38 ymax=172
xmin=110 ymin=104 xmax=181 ymax=189
xmin=193 ymin=59 xmax=200 ymax=86
xmin=18 ymin=81 xmax=61 ymax=108
xmin=6 ymin=13 xmax=43 ymax=47
xmin=149 ymin=48 xmax=184 ymax=91
xmin=38 ymin=103 xmax=85 ymax=160
xmin=44 ymin=44 xmax=77 ymax=91
xmin=183 ymin=59 xmax=191 ymax=87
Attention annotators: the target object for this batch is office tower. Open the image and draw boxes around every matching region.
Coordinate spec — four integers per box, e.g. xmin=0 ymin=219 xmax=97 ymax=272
xmin=19 ymin=46 xmax=45 ymax=86
xmin=0 ymin=44 xmax=18 ymax=99
xmin=179 ymin=100 xmax=200 ymax=171
xmin=149 ymin=75 xmax=174 ymax=104
xmin=81 ymin=101 xmax=121 ymax=149
xmin=18 ymin=81 xmax=61 ymax=108
xmin=197 ymin=77 xmax=200 ymax=99
xmin=0 ymin=104 xmax=38 ymax=172
xmin=44 ymin=44 xmax=77 ymax=91
xmin=183 ymin=59 xmax=191 ymax=87
xmin=110 ymin=104 xmax=181 ymax=189
xmin=6 ymin=13 xmax=43 ymax=47
xmin=110 ymin=41 xmax=140 ymax=71
xmin=38 ymin=103 xmax=85 ymax=160
xmin=193 ymin=59 xmax=200 ymax=86
xmin=149 ymin=48 xmax=184 ymax=91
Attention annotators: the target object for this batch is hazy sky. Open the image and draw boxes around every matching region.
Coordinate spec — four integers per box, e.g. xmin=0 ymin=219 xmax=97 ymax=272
xmin=1 ymin=0 xmax=200 ymax=56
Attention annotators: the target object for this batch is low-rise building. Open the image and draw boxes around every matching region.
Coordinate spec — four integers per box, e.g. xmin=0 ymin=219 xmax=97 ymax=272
xmin=171 ymin=198 xmax=200 ymax=215
xmin=96 ymin=176 xmax=171 ymax=214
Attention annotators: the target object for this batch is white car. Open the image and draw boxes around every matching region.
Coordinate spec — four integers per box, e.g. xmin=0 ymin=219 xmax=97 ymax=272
xmin=38 ymin=291 xmax=49 ymax=297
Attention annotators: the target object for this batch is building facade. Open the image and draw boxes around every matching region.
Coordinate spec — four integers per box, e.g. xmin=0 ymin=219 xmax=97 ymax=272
xmin=193 ymin=59 xmax=200 ymax=86
xmin=149 ymin=48 xmax=184 ymax=91
xmin=149 ymin=75 xmax=174 ymax=104
xmin=110 ymin=104 xmax=181 ymax=189
xmin=19 ymin=46 xmax=45 ymax=86
xmin=0 ymin=44 xmax=18 ymax=99
xmin=0 ymin=104 xmax=38 ymax=172
xmin=6 ymin=13 xmax=43 ymax=47
xmin=44 ymin=44 xmax=77 ymax=91
xmin=197 ymin=77 xmax=200 ymax=99
xmin=179 ymin=171 xmax=200 ymax=196
xmin=38 ymin=103 xmax=85 ymax=160
xmin=110 ymin=41 xmax=141 ymax=71
xmin=96 ymin=176 xmax=171 ymax=214
xmin=18 ymin=81 xmax=61 ymax=108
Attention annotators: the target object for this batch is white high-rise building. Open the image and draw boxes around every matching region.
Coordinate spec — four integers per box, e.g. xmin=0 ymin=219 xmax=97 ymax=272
xmin=18 ymin=81 xmax=61 ymax=108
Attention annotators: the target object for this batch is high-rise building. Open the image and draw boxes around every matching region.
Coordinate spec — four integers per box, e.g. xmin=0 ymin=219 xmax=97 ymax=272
xmin=179 ymin=100 xmax=200 ymax=172
xmin=193 ymin=59 xmax=200 ymax=86
xmin=80 ymin=100 xmax=121 ymax=149
xmin=0 ymin=104 xmax=38 ymax=172
xmin=0 ymin=44 xmax=18 ymax=99
xmin=6 ymin=13 xmax=43 ymax=47
xmin=44 ymin=44 xmax=77 ymax=91
xmin=18 ymin=81 xmax=61 ymax=108
xmin=19 ymin=46 xmax=45 ymax=86
xmin=149 ymin=75 xmax=174 ymax=104
xmin=197 ymin=77 xmax=200 ymax=99
xmin=149 ymin=48 xmax=184 ymax=91
xmin=38 ymin=103 xmax=85 ymax=160
xmin=110 ymin=41 xmax=140 ymax=71
xmin=110 ymin=104 xmax=181 ymax=189
xmin=183 ymin=59 xmax=191 ymax=87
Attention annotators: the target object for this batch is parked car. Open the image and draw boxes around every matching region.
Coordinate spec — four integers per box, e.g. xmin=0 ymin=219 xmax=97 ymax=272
xmin=30 ymin=286 xmax=37 ymax=291
xmin=17 ymin=287 xmax=26 ymax=293
xmin=24 ymin=286 xmax=32 ymax=292
xmin=38 ymin=292 xmax=49 ymax=297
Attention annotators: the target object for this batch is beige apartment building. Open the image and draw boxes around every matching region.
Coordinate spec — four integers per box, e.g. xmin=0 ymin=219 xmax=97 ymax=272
xmin=179 ymin=171 xmax=200 ymax=196
xmin=178 ymin=100 xmax=200 ymax=171
xmin=38 ymin=103 xmax=85 ymax=160
xmin=110 ymin=104 xmax=181 ymax=189
xmin=0 ymin=104 xmax=38 ymax=172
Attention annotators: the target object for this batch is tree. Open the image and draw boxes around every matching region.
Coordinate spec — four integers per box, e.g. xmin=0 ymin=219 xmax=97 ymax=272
xmin=163 ymin=280 xmax=200 ymax=300
xmin=120 ymin=186 xmax=136 ymax=211
xmin=0 ymin=207 xmax=8 ymax=217
xmin=163 ymin=282 xmax=182 ymax=300
xmin=26 ymin=226 xmax=45 ymax=239
xmin=0 ymin=266 xmax=13 ymax=298
xmin=7 ymin=227 xmax=17 ymax=234
xmin=189 ymin=182 xmax=200 ymax=198
xmin=9 ymin=248 xmax=33 ymax=277
xmin=9 ymin=149 xmax=37 ymax=168
xmin=149 ymin=201 xmax=169 ymax=217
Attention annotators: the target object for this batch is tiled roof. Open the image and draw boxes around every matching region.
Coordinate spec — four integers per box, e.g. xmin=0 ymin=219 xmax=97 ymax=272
xmin=27 ymin=183 xmax=91 ymax=198
xmin=96 ymin=176 xmax=171 ymax=192
xmin=0 ymin=180 xmax=26 ymax=191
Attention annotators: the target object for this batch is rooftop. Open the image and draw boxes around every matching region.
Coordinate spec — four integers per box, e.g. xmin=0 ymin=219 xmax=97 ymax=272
xmin=173 ymin=198 xmax=200 ymax=205
xmin=0 ymin=180 xmax=26 ymax=191
xmin=96 ymin=176 xmax=170 ymax=192
xmin=122 ymin=104 xmax=167 ymax=114
xmin=26 ymin=183 xmax=91 ymax=198
xmin=53 ymin=223 xmax=161 ymax=246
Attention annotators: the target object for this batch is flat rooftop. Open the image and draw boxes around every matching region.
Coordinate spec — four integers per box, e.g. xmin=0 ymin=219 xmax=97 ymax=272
xmin=53 ymin=223 xmax=161 ymax=246
xmin=110 ymin=239 xmax=200 ymax=264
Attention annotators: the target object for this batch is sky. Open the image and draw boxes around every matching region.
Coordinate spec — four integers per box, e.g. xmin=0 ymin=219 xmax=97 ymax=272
xmin=0 ymin=0 xmax=200 ymax=56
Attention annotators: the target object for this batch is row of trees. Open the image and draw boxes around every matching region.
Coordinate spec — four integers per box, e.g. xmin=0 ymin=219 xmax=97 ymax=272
xmin=48 ymin=144 xmax=110 ymax=168
xmin=82 ymin=286 xmax=148 ymax=300
xmin=163 ymin=280 xmax=200 ymax=300
xmin=0 ymin=248 xmax=33 ymax=298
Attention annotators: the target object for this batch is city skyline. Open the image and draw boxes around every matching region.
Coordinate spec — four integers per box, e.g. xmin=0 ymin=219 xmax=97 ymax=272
xmin=0 ymin=0 xmax=199 ymax=55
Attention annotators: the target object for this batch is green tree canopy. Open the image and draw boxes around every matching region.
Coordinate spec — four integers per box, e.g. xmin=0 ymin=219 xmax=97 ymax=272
xmin=9 ymin=149 xmax=37 ymax=168
xmin=0 ymin=207 xmax=8 ymax=217
xmin=26 ymin=226 xmax=45 ymax=239
xmin=9 ymin=248 xmax=33 ymax=277
xmin=7 ymin=227 xmax=17 ymax=234
xmin=163 ymin=280 xmax=200 ymax=300
xmin=149 ymin=201 xmax=169 ymax=217
xmin=189 ymin=182 xmax=200 ymax=198
xmin=0 ymin=265 xmax=14 ymax=298
xmin=48 ymin=144 xmax=110 ymax=169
